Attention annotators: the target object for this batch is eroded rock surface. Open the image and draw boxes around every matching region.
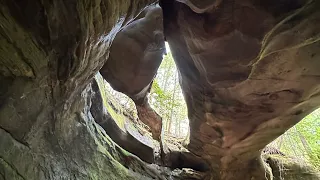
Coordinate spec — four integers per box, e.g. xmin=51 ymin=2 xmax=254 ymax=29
xmin=264 ymin=154 xmax=320 ymax=180
xmin=100 ymin=5 xmax=165 ymax=140
xmin=162 ymin=0 xmax=320 ymax=179
xmin=0 ymin=0 xmax=320 ymax=180
xmin=0 ymin=0 xmax=167 ymax=179
xmin=160 ymin=138 xmax=209 ymax=172
xmin=91 ymin=77 xmax=155 ymax=163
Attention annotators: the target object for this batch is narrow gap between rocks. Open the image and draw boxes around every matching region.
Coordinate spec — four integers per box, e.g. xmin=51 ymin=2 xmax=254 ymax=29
xmin=95 ymin=42 xmax=190 ymax=142
xmin=93 ymin=42 xmax=199 ymax=171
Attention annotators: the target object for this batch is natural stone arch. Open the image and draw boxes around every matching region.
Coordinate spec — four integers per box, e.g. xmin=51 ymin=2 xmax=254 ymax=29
xmin=0 ymin=0 xmax=319 ymax=179
xmin=162 ymin=0 xmax=320 ymax=179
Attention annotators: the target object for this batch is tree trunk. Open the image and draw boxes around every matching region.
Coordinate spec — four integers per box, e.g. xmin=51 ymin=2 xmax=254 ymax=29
xmin=168 ymin=72 xmax=178 ymax=135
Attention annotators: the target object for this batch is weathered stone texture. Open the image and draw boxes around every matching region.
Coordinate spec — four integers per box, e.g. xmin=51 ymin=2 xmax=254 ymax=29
xmin=1 ymin=0 xmax=320 ymax=179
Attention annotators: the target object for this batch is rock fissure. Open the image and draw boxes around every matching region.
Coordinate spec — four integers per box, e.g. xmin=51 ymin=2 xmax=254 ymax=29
xmin=0 ymin=156 xmax=26 ymax=180
xmin=0 ymin=125 xmax=29 ymax=148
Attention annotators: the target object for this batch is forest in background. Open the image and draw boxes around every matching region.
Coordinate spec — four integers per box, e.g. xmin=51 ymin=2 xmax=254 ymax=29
xmin=100 ymin=46 xmax=319 ymax=170
xmin=148 ymin=51 xmax=188 ymax=138
xmin=269 ymin=108 xmax=320 ymax=170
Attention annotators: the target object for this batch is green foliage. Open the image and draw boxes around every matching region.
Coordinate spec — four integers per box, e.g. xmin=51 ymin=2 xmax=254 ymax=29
xmin=149 ymin=52 xmax=189 ymax=137
xmin=269 ymin=108 xmax=320 ymax=170
xmin=295 ymin=109 xmax=320 ymax=169
xmin=95 ymin=48 xmax=189 ymax=138
xmin=265 ymin=154 xmax=320 ymax=180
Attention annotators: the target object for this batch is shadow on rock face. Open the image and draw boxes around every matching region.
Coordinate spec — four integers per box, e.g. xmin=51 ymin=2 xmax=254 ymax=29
xmin=90 ymin=78 xmax=155 ymax=163
xmin=100 ymin=4 xmax=165 ymax=140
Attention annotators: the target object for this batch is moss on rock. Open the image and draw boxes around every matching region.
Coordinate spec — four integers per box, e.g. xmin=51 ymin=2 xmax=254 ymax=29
xmin=264 ymin=154 xmax=320 ymax=180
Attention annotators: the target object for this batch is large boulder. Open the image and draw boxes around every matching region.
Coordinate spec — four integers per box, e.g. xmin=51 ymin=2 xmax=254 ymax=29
xmin=265 ymin=154 xmax=320 ymax=180
xmin=100 ymin=5 xmax=165 ymax=140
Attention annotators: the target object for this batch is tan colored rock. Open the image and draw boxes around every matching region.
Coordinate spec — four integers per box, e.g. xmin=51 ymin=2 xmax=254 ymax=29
xmin=162 ymin=0 xmax=320 ymax=179
xmin=1 ymin=0 xmax=320 ymax=179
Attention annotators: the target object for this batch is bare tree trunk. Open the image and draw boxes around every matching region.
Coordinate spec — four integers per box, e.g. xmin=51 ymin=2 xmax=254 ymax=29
xmin=295 ymin=126 xmax=312 ymax=153
xmin=169 ymin=73 xmax=178 ymax=135
xmin=177 ymin=118 xmax=181 ymax=137
xmin=165 ymin=119 xmax=170 ymax=133
xmin=160 ymin=59 xmax=169 ymax=117
xmin=175 ymin=118 xmax=179 ymax=136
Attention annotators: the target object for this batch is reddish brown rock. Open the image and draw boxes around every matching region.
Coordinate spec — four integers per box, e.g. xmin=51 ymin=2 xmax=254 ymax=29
xmin=1 ymin=0 xmax=320 ymax=179
xmin=162 ymin=0 xmax=320 ymax=179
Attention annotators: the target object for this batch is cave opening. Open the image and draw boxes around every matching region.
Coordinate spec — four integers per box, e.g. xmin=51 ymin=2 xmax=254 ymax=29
xmin=95 ymin=42 xmax=189 ymax=141
xmin=148 ymin=42 xmax=189 ymax=139
xmin=2 ymin=0 xmax=320 ymax=179
xmin=265 ymin=108 xmax=320 ymax=171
